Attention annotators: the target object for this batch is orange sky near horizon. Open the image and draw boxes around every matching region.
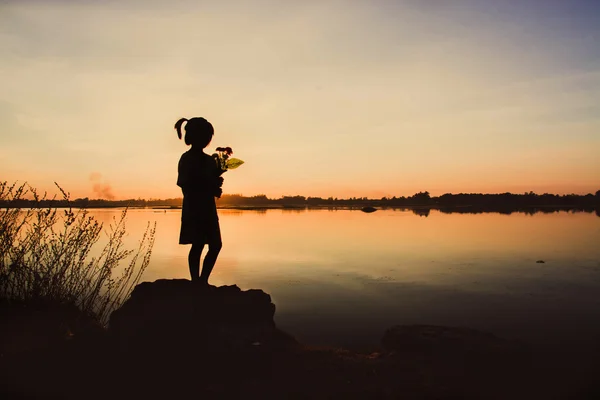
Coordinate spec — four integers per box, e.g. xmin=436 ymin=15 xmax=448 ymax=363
xmin=1 ymin=1 xmax=599 ymax=200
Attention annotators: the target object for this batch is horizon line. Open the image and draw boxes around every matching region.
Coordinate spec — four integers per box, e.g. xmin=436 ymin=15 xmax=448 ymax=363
xmin=25 ymin=190 xmax=600 ymax=202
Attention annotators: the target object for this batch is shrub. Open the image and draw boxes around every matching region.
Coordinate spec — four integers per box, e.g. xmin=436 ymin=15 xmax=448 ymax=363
xmin=0 ymin=181 xmax=156 ymax=325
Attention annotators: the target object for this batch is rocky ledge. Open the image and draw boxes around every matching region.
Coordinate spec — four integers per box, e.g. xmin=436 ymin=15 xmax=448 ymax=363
xmin=109 ymin=279 xmax=297 ymax=352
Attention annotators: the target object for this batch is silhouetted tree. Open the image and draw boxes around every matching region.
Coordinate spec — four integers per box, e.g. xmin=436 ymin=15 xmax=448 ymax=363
xmin=411 ymin=191 xmax=431 ymax=205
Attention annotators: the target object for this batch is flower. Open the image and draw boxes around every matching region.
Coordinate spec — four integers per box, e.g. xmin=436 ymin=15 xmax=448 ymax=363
xmin=212 ymin=146 xmax=244 ymax=176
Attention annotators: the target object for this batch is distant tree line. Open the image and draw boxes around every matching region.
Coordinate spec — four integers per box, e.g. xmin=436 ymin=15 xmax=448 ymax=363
xmin=2 ymin=190 xmax=599 ymax=216
xmin=0 ymin=197 xmax=183 ymax=209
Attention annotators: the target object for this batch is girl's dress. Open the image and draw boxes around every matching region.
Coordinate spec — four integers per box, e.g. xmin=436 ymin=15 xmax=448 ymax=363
xmin=177 ymin=148 xmax=221 ymax=245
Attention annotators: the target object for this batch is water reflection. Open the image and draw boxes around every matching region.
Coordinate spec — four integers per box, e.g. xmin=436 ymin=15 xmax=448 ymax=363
xmin=411 ymin=208 xmax=430 ymax=217
xmin=384 ymin=206 xmax=599 ymax=217
xmin=90 ymin=208 xmax=600 ymax=349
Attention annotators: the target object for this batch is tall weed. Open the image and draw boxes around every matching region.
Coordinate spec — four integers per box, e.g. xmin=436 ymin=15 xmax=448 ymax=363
xmin=0 ymin=181 xmax=156 ymax=325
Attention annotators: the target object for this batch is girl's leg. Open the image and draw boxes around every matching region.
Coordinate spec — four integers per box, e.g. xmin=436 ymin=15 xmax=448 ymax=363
xmin=188 ymin=243 xmax=204 ymax=281
xmin=199 ymin=241 xmax=222 ymax=284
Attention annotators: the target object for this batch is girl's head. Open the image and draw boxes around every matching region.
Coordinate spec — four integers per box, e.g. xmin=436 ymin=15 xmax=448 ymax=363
xmin=174 ymin=117 xmax=214 ymax=148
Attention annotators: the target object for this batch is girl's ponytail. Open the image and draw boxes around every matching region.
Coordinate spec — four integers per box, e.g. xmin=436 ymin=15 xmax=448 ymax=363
xmin=174 ymin=118 xmax=188 ymax=140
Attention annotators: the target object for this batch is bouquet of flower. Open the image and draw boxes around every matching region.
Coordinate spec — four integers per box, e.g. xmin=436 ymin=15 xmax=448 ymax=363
xmin=213 ymin=147 xmax=244 ymax=176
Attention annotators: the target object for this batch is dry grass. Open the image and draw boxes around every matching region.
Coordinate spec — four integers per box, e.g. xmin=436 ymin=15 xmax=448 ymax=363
xmin=0 ymin=181 xmax=156 ymax=325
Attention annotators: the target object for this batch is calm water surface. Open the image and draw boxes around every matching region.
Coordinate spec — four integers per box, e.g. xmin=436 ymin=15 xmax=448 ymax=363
xmin=94 ymin=208 xmax=600 ymax=349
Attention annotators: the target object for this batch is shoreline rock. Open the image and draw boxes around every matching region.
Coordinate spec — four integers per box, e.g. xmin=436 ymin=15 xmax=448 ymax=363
xmin=109 ymin=279 xmax=298 ymax=352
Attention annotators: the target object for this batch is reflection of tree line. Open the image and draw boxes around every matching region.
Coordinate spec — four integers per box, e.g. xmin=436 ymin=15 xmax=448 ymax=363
xmin=409 ymin=206 xmax=600 ymax=218
xmin=4 ymin=190 xmax=599 ymax=217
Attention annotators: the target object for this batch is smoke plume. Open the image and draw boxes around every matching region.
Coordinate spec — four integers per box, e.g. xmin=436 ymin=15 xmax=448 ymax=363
xmin=90 ymin=172 xmax=115 ymax=200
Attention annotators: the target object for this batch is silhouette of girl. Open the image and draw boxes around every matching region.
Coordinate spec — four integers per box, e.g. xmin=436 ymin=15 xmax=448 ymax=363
xmin=175 ymin=117 xmax=223 ymax=285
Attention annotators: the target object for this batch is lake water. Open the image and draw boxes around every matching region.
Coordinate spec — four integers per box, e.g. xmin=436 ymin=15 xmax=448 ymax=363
xmin=92 ymin=208 xmax=600 ymax=350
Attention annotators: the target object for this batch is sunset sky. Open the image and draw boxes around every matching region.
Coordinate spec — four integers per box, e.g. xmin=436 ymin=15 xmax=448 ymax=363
xmin=1 ymin=0 xmax=599 ymax=199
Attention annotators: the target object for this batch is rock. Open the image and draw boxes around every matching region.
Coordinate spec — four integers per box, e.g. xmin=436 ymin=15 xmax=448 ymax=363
xmin=382 ymin=325 xmax=515 ymax=356
xmin=361 ymin=206 xmax=377 ymax=213
xmin=536 ymin=260 xmax=546 ymax=263
xmin=0 ymin=300 xmax=104 ymax=355
xmin=380 ymin=326 xmax=539 ymax=399
xmin=108 ymin=279 xmax=298 ymax=352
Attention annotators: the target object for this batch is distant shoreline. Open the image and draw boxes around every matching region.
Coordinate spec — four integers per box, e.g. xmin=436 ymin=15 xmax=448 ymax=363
xmin=3 ymin=191 xmax=598 ymax=211
xmin=2 ymin=191 xmax=598 ymax=217
xmin=8 ymin=204 xmax=597 ymax=217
